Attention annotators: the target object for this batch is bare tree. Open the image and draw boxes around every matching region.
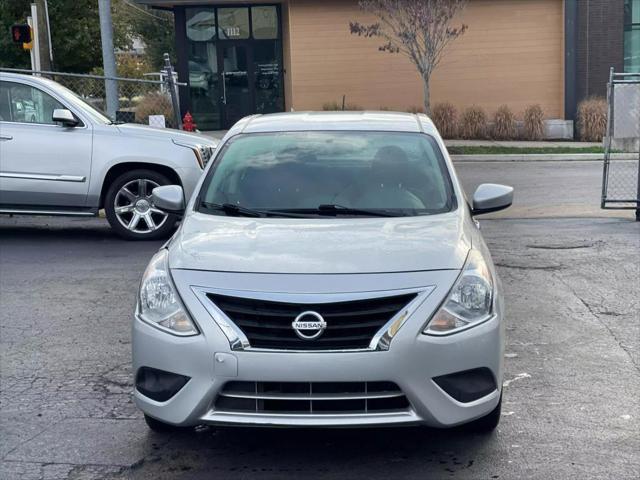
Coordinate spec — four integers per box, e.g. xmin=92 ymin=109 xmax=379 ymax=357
xmin=350 ymin=0 xmax=468 ymax=114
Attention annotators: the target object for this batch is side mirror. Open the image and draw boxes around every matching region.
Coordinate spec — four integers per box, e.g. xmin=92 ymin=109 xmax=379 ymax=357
xmin=152 ymin=185 xmax=185 ymax=215
xmin=52 ymin=109 xmax=79 ymax=127
xmin=472 ymin=184 xmax=514 ymax=215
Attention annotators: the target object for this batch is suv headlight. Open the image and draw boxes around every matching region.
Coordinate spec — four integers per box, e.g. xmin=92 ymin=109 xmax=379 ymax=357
xmin=173 ymin=140 xmax=215 ymax=169
xmin=138 ymin=249 xmax=198 ymax=336
xmin=424 ymin=249 xmax=493 ymax=335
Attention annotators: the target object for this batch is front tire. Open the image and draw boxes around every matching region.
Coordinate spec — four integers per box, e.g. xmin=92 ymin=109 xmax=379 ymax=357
xmin=104 ymin=169 xmax=178 ymax=240
xmin=144 ymin=414 xmax=188 ymax=433
xmin=463 ymin=394 xmax=501 ymax=433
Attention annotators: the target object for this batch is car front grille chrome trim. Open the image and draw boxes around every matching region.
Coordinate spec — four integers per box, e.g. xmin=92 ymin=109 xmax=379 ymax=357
xmin=191 ymin=285 xmax=435 ymax=352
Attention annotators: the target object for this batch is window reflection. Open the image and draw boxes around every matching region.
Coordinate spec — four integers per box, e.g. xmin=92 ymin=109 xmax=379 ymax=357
xmin=218 ymin=8 xmax=250 ymax=40
xmin=252 ymin=6 xmax=278 ymax=40
xmin=625 ymin=0 xmax=640 ymax=72
xmin=186 ymin=9 xmax=216 ymax=42
xmin=187 ymin=8 xmax=221 ymax=130
xmin=254 ymin=41 xmax=284 ymax=114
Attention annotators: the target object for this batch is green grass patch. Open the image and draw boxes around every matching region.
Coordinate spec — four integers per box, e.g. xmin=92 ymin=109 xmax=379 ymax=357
xmin=447 ymin=146 xmax=605 ymax=155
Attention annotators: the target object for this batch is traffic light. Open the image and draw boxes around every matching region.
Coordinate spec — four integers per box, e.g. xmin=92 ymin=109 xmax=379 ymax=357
xmin=11 ymin=24 xmax=33 ymax=50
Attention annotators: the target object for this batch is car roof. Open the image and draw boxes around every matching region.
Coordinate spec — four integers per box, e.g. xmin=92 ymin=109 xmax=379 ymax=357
xmin=0 ymin=72 xmax=65 ymax=88
xmin=229 ymin=111 xmax=440 ymax=136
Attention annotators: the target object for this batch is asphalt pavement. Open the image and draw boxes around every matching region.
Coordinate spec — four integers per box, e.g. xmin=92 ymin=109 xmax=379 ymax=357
xmin=0 ymin=161 xmax=638 ymax=479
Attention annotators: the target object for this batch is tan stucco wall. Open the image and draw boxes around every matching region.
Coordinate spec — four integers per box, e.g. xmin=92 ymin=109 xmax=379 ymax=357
xmin=284 ymin=0 xmax=565 ymax=118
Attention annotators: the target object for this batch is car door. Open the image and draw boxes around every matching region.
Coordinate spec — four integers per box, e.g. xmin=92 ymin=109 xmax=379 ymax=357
xmin=0 ymin=79 xmax=92 ymax=208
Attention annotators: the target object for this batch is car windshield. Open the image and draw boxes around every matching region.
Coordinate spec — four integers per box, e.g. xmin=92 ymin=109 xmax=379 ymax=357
xmin=198 ymin=131 xmax=456 ymax=218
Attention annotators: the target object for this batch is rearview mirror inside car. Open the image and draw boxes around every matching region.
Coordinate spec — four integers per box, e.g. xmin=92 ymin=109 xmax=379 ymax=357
xmin=52 ymin=109 xmax=79 ymax=127
xmin=152 ymin=185 xmax=185 ymax=215
xmin=472 ymin=184 xmax=514 ymax=215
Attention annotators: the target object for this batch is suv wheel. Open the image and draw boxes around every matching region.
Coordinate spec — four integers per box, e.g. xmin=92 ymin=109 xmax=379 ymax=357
xmin=105 ymin=169 xmax=178 ymax=240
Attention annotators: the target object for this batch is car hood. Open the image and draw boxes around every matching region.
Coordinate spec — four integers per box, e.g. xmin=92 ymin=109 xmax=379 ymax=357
xmin=116 ymin=123 xmax=218 ymax=146
xmin=168 ymin=210 xmax=471 ymax=274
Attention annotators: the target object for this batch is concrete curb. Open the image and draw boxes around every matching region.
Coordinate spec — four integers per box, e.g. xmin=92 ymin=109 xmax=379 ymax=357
xmin=451 ymin=153 xmax=637 ymax=162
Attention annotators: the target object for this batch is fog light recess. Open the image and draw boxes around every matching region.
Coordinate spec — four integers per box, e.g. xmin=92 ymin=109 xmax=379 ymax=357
xmin=432 ymin=367 xmax=497 ymax=403
xmin=135 ymin=367 xmax=190 ymax=402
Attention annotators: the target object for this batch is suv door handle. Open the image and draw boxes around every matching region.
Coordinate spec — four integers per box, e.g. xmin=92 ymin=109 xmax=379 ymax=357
xmin=0 ymin=134 xmax=13 ymax=141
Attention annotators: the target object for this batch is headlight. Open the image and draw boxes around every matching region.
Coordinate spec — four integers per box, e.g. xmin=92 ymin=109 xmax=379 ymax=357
xmin=424 ymin=249 xmax=493 ymax=335
xmin=173 ymin=140 xmax=215 ymax=169
xmin=138 ymin=249 xmax=198 ymax=336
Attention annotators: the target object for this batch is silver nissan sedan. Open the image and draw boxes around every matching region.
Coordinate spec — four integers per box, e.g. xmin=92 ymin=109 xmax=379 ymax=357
xmin=133 ymin=112 xmax=513 ymax=433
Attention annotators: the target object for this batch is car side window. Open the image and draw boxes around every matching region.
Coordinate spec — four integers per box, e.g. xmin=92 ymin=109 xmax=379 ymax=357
xmin=0 ymin=81 xmax=65 ymax=125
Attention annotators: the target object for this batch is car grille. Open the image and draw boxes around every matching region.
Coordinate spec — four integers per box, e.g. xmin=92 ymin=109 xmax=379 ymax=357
xmin=214 ymin=381 xmax=410 ymax=414
xmin=206 ymin=293 xmax=417 ymax=350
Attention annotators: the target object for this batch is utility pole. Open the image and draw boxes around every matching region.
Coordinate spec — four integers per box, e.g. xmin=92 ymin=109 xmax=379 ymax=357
xmin=98 ymin=0 xmax=118 ymax=119
xmin=26 ymin=15 xmax=38 ymax=72
xmin=34 ymin=0 xmax=52 ymax=71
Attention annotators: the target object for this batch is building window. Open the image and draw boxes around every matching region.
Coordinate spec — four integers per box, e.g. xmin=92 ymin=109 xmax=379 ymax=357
xmin=252 ymin=6 xmax=279 ymax=40
xmin=218 ymin=7 xmax=250 ymax=40
xmin=625 ymin=0 xmax=640 ymax=72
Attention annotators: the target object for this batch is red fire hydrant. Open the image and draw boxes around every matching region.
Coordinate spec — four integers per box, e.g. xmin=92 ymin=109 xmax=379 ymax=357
xmin=182 ymin=111 xmax=197 ymax=132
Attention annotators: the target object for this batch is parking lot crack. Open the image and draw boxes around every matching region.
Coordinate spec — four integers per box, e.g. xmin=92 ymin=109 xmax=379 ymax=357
xmin=553 ymin=273 xmax=639 ymax=374
xmin=495 ymin=262 xmax=564 ymax=271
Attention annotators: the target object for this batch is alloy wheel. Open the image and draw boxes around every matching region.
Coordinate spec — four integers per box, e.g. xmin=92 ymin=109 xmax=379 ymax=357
xmin=113 ymin=179 xmax=168 ymax=234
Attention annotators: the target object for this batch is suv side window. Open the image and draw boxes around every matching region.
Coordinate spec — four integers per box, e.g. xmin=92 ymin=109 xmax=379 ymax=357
xmin=0 ymin=81 xmax=65 ymax=125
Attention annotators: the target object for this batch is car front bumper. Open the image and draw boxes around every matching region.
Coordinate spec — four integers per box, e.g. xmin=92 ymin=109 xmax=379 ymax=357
xmin=132 ymin=270 xmax=504 ymax=428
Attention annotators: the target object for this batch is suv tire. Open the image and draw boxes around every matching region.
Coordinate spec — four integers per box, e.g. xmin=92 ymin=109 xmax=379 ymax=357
xmin=104 ymin=169 xmax=178 ymax=241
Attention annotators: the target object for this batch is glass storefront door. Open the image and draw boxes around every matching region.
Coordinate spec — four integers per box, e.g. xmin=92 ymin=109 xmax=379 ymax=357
xmin=184 ymin=5 xmax=284 ymax=130
xmin=220 ymin=44 xmax=252 ymax=127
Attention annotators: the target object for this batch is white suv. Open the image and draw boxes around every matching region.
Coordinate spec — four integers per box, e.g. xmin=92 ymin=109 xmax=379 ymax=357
xmin=0 ymin=72 xmax=217 ymax=240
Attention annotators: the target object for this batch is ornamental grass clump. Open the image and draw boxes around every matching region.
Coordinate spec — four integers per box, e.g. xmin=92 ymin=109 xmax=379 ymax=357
xmin=523 ymin=104 xmax=545 ymax=141
xmin=135 ymin=92 xmax=175 ymax=128
xmin=577 ymin=97 xmax=607 ymax=142
xmin=491 ymin=105 xmax=518 ymax=140
xmin=459 ymin=105 xmax=488 ymax=139
xmin=431 ymin=102 xmax=458 ymax=139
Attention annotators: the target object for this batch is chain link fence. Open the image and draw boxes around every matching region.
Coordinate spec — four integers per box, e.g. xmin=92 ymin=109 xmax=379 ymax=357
xmin=0 ymin=61 xmax=184 ymax=129
xmin=602 ymin=69 xmax=640 ymax=220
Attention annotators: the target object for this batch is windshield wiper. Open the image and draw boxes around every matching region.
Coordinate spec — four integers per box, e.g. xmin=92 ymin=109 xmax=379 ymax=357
xmin=318 ymin=204 xmax=397 ymax=217
xmin=200 ymin=202 xmax=266 ymax=217
xmin=279 ymin=204 xmax=398 ymax=217
xmin=200 ymin=202 xmax=306 ymax=218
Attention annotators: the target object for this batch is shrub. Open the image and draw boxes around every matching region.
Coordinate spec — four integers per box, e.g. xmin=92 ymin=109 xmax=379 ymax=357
xmin=406 ymin=105 xmax=425 ymax=114
xmin=523 ymin=104 xmax=545 ymax=140
xmin=431 ymin=102 xmax=458 ymax=139
xmin=322 ymin=101 xmax=341 ymax=111
xmin=577 ymin=97 xmax=607 ymax=142
xmin=134 ymin=92 xmax=176 ymax=128
xmin=491 ymin=105 xmax=518 ymax=140
xmin=459 ymin=106 xmax=488 ymax=139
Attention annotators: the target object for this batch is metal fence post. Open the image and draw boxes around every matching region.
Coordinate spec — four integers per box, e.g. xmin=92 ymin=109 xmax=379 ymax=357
xmin=601 ymin=68 xmax=614 ymax=209
xmin=636 ymin=148 xmax=640 ymax=221
xmin=164 ymin=53 xmax=183 ymax=130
